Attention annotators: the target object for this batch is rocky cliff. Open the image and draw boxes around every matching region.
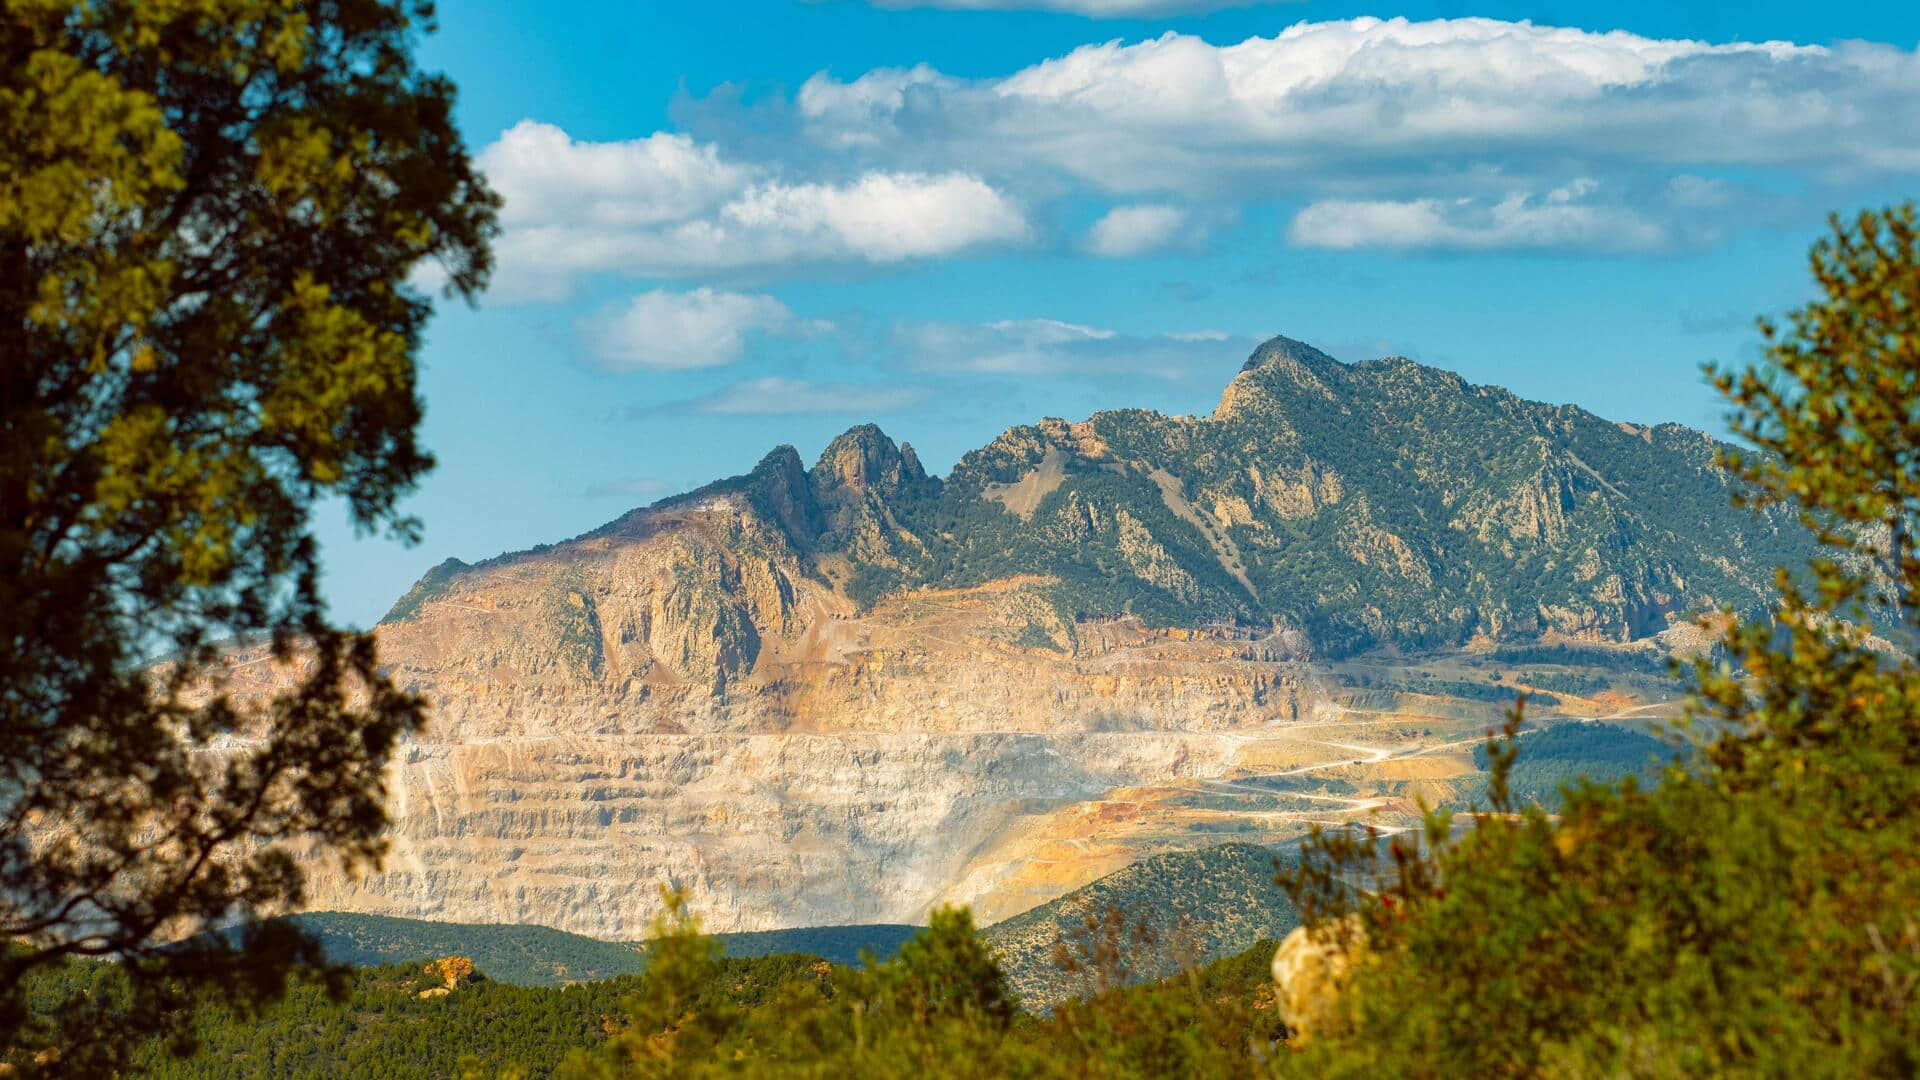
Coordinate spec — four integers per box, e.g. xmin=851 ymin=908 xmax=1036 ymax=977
xmin=218 ymin=336 xmax=1805 ymax=937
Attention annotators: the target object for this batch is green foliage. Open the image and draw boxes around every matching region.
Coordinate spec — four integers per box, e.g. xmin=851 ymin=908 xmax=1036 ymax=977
xmin=1457 ymin=721 xmax=1684 ymax=809
xmin=1489 ymin=643 xmax=1672 ymax=674
xmin=711 ymin=925 xmax=919 ymax=967
xmin=556 ymin=900 xmax=1017 ymax=1079
xmin=1013 ymin=621 xmax=1064 ymax=652
xmin=556 ymin=899 xmax=1290 ymax=1080
xmin=239 ymin=914 xmax=648 ymax=987
xmin=19 ymin=952 xmax=824 ymax=1079
xmin=214 ymin=913 xmax=920 ymax=987
xmin=984 ymin=843 xmax=1298 ymax=1008
xmin=23 ymin=922 xmax=1292 ymax=1079
xmin=1713 ymin=203 xmax=1920 ymax=622
xmin=0 ymin=0 xmax=495 ymax=1069
xmin=1272 ymin=205 xmax=1920 ymax=1076
xmin=1345 ymin=672 xmax=1562 ymax=708
xmin=1515 ymin=669 xmax=1612 ymax=697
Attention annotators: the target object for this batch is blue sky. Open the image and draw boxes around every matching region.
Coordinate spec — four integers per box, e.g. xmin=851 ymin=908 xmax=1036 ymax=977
xmin=317 ymin=0 xmax=1920 ymax=626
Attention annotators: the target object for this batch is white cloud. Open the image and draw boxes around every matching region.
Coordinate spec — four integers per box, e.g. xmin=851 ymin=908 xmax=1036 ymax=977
xmin=481 ymin=121 xmax=747 ymax=229
xmin=1288 ymin=180 xmax=1670 ymax=252
xmin=478 ymin=121 xmax=1030 ymax=296
xmin=719 ymin=172 xmax=1030 ymax=262
xmin=1083 ymin=204 xmax=1194 ymax=257
xmin=867 ymin=0 xmax=1277 ymax=15
xmin=896 ymin=317 xmax=1251 ymax=378
xmin=688 ymin=377 xmax=930 ymax=415
xmin=580 ymin=289 xmax=823 ymax=371
xmin=478 ymin=16 xmax=1920 ymax=280
xmin=786 ymin=18 xmax=1920 ymax=213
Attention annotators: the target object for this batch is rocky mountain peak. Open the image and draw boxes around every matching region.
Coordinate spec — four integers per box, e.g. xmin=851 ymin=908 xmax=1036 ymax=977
xmin=742 ymin=444 xmax=824 ymax=543
xmin=1239 ymin=334 xmax=1346 ymax=377
xmin=811 ymin=424 xmax=926 ymax=496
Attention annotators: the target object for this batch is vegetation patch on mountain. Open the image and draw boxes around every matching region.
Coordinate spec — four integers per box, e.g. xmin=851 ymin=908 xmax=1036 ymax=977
xmin=982 ymin=842 xmax=1298 ymax=1008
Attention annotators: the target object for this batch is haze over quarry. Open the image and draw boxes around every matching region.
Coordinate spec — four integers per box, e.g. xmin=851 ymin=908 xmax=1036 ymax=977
xmin=318 ymin=0 xmax=1920 ymax=629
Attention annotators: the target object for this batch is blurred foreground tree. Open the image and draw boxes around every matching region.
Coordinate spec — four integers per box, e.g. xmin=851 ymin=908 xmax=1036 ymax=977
xmin=0 ymin=0 xmax=494 ymax=1070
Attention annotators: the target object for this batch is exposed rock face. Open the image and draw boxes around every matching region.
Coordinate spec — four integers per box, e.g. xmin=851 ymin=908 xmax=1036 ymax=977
xmin=217 ymin=336 xmax=1810 ymax=938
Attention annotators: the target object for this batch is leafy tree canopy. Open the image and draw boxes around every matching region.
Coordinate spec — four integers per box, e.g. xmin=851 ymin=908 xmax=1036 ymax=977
xmin=0 ymin=0 xmax=494 ymax=1069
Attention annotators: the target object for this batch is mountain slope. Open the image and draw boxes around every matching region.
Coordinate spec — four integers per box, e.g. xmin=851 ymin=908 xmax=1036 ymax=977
xmin=390 ymin=336 xmax=1803 ymax=656
xmin=241 ymin=913 xmax=919 ymax=986
xmin=851 ymin=336 xmax=1807 ymax=651
xmin=211 ymin=334 xmax=1802 ymax=938
xmin=982 ymin=842 xmax=1297 ymax=1008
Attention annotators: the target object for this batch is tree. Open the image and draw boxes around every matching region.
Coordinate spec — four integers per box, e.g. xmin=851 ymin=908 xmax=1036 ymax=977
xmin=1274 ymin=207 xmax=1920 ymax=1076
xmin=0 ymin=0 xmax=495 ymax=1070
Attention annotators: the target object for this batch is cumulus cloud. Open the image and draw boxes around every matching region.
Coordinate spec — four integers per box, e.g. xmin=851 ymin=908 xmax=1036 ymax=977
xmin=482 ymin=121 xmax=746 ymax=229
xmin=1083 ymin=204 xmax=1197 ymax=256
xmin=679 ymin=377 xmax=931 ymax=415
xmin=1288 ymin=180 xmax=1670 ymax=253
xmin=478 ymin=120 xmax=1029 ymax=296
xmin=798 ymin=18 xmax=1914 ymax=183
xmin=895 ymin=317 xmax=1253 ymax=378
xmin=580 ymin=289 xmax=826 ymax=370
xmin=482 ymin=17 xmax=1920 ymax=278
xmin=867 ymin=0 xmax=1276 ymax=15
xmin=778 ymin=16 xmax=1920 ymax=250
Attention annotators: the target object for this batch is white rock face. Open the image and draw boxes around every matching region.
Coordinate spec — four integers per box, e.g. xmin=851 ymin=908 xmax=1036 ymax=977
xmin=221 ymin=494 xmax=1343 ymax=937
xmin=314 ymin=732 xmax=1252 ymax=937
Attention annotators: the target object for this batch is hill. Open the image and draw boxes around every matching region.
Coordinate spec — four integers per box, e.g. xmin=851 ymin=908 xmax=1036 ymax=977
xmin=1464 ymin=720 xmax=1688 ymax=809
xmin=982 ymin=842 xmax=1298 ymax=1008
xmin=240 ymin=913 xmax=918 ymax=987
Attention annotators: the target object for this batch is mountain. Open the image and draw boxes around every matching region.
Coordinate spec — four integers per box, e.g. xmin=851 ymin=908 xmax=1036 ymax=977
xmin=213 ymin=335 xmax=1801 ymax=939
xmin=613 ymin=335 xmax=1803 ymax=652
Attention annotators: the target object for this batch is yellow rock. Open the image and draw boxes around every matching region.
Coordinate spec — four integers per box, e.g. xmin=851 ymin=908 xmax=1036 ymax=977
xmin=1271 ymin=917 xmax=1366 ymax=1040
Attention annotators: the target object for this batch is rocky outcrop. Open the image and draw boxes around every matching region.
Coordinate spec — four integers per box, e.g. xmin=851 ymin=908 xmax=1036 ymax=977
xmin=1272 ymin=917 xmax=1367 ymax=1041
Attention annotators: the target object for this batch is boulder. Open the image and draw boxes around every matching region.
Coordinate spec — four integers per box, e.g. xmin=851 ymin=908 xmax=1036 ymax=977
xmin=1271 ymin=917 xmax=1366 ymax=1040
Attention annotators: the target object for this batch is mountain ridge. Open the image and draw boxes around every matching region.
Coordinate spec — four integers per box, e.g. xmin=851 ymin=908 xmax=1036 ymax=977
xmin=209 ymin=333 xmax=1804 ymax=938
xmin=388 ymin=333 xmax=1805 ymax=656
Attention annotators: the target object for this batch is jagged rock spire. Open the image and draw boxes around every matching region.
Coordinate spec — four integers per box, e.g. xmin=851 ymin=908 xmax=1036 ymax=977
xmin=810 ymin=423 xmax=927 ymax=496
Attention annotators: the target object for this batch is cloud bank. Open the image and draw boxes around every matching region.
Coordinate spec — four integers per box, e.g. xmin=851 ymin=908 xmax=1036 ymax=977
xmin=867 ymin=0 xmax=1276 ymax=15
xmin=481 ymin=121 xmax=1028 ymax=298
xmin=477 ymin=16 xmax=1920 ymax=293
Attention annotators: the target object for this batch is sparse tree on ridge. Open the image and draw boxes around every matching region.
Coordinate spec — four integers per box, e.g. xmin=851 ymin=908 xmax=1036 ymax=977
xmin=0 ymin=0 xmax=495 ymax=1069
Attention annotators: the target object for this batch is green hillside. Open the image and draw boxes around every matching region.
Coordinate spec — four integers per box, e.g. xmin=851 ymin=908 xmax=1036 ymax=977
xmin=981 ymin=842 xmax=1298 ymax=1008
xmin=237 ymin=913 xmax=919 ymax=987
xmin=56 ymin=934 xmax=1282 ymax=1079
xmin=218 ymin=841 xmax=1296 ymax=1009
xmin=1464 ymin=720 xmax=1688 ymax=809
xmin=262 ymin=913 xmax=644 ymax=986
xmin=119 ymin=954 xmax=822 ymax=1079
